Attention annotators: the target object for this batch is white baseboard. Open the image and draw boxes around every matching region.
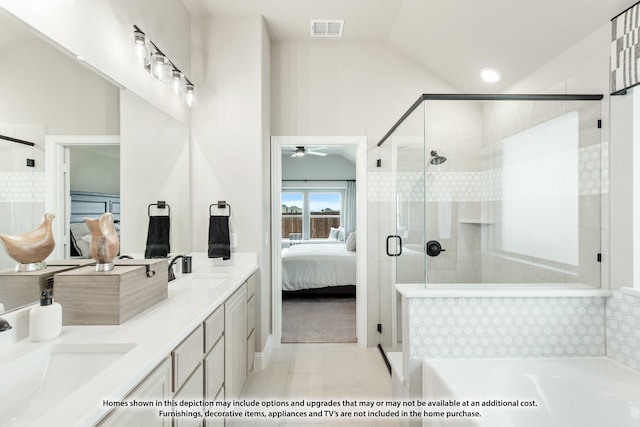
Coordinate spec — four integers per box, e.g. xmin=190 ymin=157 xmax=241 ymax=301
xmin=254 ymin=334 xmax=273 ymax=370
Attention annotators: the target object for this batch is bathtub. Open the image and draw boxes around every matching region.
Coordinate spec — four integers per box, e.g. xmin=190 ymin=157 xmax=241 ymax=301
xmin=422 ymin=357 xmax=640 ymax=427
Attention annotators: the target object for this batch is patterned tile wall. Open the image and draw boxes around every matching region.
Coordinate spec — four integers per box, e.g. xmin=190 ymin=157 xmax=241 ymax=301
xmin=606 ymin=291 xmax=640 ymax=371
xmin=407 ymin=296 xmax=606 ymax=360
xmin=367 ymin=143 xmax=608 ymax=202
xmin=0 ymin=172 xmax=45 ymax=203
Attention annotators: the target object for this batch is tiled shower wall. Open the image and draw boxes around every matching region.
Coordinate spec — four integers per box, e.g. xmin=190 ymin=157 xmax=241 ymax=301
xmin=407 ymin=296 xmax=606 ymax=360
xmin=407 ymin=293 xmax=640 ymax=372
xmin=606 ymin=291 xmax=640 ymax=370
xmin=0 ymin=140 xmax=45 ymax=270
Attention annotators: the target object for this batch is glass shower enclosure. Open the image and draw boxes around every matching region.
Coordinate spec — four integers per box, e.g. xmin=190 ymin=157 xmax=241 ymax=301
xmin=380 ymin=94 xmax=604 ymax=352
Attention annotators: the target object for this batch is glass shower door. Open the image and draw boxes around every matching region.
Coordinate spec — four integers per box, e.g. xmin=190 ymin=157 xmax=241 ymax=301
xmin=381 ymin=102 xmax=426 ymax=354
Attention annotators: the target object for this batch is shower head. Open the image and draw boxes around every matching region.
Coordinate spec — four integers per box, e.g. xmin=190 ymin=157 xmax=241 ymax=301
xmin=430 ymin=150 xmax=447 ymax=165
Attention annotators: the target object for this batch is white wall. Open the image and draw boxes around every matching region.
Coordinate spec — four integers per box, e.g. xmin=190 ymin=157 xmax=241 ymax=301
xmin=69 ymin=146 xmax=120 ymax=194
xmin=0 ymin=0 xmax=191 ymax=124
xmin=282 ymin=154 xmax=355 ymax=180
xmin=120 ymin=91 xmax=190 ymax=255
xmin=191 ymin=15 xmax=271 ymax=353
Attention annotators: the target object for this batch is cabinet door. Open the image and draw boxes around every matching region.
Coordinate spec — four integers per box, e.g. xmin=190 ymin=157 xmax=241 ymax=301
xmin=224 ymin=284 xmax=247 ymax=400
xmin=173 ymin=363 xmax=204 ymax=427
xmin=98 ymin=357 xmax=172 ymax=427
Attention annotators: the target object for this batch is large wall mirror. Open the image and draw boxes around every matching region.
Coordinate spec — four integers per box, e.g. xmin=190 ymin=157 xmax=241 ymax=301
xmin=0 ymin=10 xmax=191 ymax=313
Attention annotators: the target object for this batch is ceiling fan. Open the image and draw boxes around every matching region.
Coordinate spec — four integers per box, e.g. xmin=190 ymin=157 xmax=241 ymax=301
xmin=284 ymin=145 xmax=328 ymax=158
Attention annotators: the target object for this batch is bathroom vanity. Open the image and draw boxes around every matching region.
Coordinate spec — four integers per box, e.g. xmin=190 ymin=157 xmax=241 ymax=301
xmin=0 ymin=253 xmax=258 ymax=427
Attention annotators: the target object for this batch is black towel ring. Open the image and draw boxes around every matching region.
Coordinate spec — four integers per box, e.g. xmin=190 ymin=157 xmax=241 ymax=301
xmin=209 ymin=201 xmax=231 ymax=217
xmin=148 ymin=201 xmax=171 ymax=217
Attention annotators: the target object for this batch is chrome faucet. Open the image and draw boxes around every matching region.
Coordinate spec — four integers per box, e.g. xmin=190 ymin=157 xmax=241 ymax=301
xmin=168 ymin=255 xmax=192 ymax=282
xmin=0 ymin=317 xmax=11 ymax=332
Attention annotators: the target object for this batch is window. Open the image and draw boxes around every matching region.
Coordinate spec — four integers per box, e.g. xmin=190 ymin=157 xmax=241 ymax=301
xmin=309 ymin=193 xmax=341 ymax=238
xmin=281 ymin=190 xmax=343 ymax=239
xmin=281 ymin=193 xmax=303 ymax=239
xmin=498 ymin=112 xmax=578 ymax=266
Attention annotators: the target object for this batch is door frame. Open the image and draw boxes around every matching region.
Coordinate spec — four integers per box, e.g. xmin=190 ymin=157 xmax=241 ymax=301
xmin=45 ymin=135 xmax=120 ymax=259
xmin=271 ymin=136 xmax=368 ymax=347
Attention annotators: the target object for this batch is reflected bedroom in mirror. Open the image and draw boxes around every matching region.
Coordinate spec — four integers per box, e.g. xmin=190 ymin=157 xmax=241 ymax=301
xmin=0 ymin=10 xmax=120 ymax=313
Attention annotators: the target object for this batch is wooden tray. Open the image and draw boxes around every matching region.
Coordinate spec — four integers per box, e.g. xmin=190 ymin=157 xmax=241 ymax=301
xmin=53 ymin=259 xmax=168 ymax=325
xmin=0 ymin=260 xmax=94 ymax=312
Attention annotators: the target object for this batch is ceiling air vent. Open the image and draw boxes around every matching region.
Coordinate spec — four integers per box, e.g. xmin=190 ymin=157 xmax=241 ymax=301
xmin=310 ymin=19 xmax=344 ymax=38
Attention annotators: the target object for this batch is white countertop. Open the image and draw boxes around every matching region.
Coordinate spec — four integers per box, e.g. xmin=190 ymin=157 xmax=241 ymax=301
xmin=0 ymin=253 xmax=258 ymax=427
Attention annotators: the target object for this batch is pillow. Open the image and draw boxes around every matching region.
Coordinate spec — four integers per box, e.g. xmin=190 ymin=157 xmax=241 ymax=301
xmin=346 ymin=232 xmax=356 ymax=252
xmin=328 ymin=227 xmax=340 ymax=240
xmin=69 ymin=222 xmax=92 ymax=258
xmin=338 ymin=226 xmax=346 ymax=242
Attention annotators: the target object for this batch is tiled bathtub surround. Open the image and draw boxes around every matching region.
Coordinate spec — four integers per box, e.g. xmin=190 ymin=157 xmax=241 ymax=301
xmin=606 ymin=290 xmax=640 ymax=370
xmin=407 ymin=295 xmax=606 ymax=360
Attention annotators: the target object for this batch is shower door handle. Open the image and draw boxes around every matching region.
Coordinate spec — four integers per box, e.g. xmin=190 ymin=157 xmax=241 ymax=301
xmin=386 ymin=235 xmax=403 ymax=257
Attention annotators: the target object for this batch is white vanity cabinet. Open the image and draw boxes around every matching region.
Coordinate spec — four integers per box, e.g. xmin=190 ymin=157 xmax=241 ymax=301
xmin=224 ymin=283 xmax=248 ymax=401
xmin=97 ymin=272 xmax=256 ymax=427
xmin=97 ymin=357 xmax=172 ymax=427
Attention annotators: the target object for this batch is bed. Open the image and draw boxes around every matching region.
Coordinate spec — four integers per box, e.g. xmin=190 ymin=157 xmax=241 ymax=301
xmin=282 ymin=243 xmax=356 ymax=292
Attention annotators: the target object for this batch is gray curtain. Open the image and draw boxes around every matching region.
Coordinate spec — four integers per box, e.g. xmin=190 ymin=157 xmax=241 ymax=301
xmin=344 ymin=181 xmax=357 ymax=236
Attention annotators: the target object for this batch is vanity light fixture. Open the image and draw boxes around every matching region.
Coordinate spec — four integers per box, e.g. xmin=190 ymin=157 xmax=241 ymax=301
xmin=132 ymin=25 xmax=196 ymax=107
xmin=171 ymin=69 xmax=184 ymax=94
xmin=184 ymin=83 xmax=195 ymax=107
xmin=480 ymin=67 xmax=502 ymax=83
xmin=150 ymin=52 xmax=170 ymax=81
xmin=132 ymin=27 xmax=149 ymax=66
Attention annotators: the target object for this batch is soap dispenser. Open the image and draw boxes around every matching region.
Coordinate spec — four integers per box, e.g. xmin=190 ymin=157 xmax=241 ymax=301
xmin=29 ymin=289 xmax=62 ymax=341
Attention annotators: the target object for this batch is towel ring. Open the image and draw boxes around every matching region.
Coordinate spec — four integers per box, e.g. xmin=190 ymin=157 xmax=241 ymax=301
xmin=209 ymin=201 xmax=231 ymax=217
xmin=148 ymin=201 xmax=171 ymax=217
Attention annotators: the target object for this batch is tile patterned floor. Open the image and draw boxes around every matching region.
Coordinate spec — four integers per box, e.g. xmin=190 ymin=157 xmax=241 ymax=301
xmin=233 ymin=343 xmax=398 ymax=426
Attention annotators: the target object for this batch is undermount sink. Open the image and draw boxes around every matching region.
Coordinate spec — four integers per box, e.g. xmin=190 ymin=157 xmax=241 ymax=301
xmin=0 ymin=342 xmax=135 ymax=426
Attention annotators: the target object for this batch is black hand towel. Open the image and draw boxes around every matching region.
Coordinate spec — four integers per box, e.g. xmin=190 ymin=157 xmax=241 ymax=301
xmin=208 ymin=215 xmax=231 ymax=260
xmin=145 ymin=216 xmax=170 ymax=258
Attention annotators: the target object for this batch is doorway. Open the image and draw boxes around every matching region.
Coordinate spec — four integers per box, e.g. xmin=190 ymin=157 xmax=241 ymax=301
xmin=45 ymin=135 xmax=120 ymax=260
xmin=271 ymin=136 xmax=367 ymax=348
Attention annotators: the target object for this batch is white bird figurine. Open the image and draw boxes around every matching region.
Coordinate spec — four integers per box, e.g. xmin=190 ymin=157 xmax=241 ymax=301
xmin=85 ymin=213 xmax=120 ymax=271
xmin=0 ymin=213 xmax=55 ymax=271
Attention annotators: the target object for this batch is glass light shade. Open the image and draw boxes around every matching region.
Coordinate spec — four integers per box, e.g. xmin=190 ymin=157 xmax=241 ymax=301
xmin=132 ymin=30 xmax=149 ymax=67
xmin=184 ymin=84 xmax=195 ymax=107
xmin=150 ymin=52 xmax=170 ymax=81
xmin=171 ymin=70 xmax=184 ymax=94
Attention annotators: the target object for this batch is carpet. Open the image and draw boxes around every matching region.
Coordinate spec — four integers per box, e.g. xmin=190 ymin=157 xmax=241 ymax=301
xmin=282 ymin=297 xmax=356 ymax=343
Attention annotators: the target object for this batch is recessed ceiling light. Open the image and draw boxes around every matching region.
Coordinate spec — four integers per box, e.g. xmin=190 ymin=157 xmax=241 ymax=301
xmin=481 ymin=67 xmax=502 ymax=83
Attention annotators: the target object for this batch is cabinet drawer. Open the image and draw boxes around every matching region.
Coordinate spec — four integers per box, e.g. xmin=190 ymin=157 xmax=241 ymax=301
xmin=204 ymin=305 xmax=224 ymax=353
xmin=174 ymin=363 xmax=204 ymax=427
xmin=172 ymin=325 xmax=204 ymax=392
xmin=204 ymin=338 xmax=224 ymax=399
xmin=247 ymin=329 xmax=255 ymax=374
xmin=246 ymin=274 xmax=255 ymax=300
xmin=246 ymin=295 xmax=255 ymax=337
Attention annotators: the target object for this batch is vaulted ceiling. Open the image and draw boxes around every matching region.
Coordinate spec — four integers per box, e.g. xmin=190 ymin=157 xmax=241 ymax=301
xmin=182 ymin=0 xmax=636 ymax=92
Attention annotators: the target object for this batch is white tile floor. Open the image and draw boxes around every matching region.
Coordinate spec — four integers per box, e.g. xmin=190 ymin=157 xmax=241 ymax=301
xmin=232 ymin=343 xmax=399 ymax=426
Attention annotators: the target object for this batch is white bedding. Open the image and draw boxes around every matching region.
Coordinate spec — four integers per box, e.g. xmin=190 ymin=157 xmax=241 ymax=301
xmin=282 ymin=243 xmax=356 ymax=291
